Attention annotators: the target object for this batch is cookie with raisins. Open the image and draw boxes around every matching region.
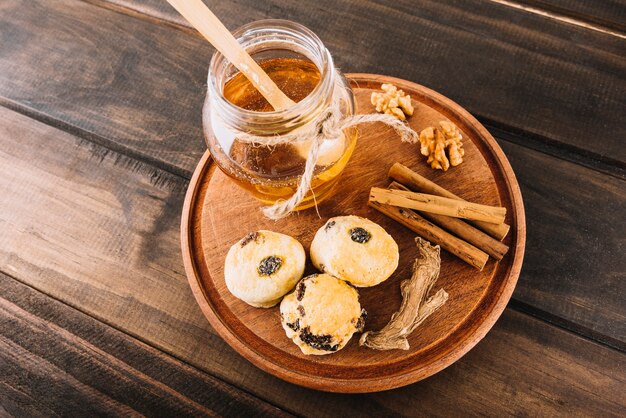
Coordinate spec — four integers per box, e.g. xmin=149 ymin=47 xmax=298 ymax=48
xmin=310 ymin=216 xmax=399 ymax=287
xmin=280 ymin=274 xmax=366 ymax=355
xmin=225 ymin=230 xmax=305 ymax=308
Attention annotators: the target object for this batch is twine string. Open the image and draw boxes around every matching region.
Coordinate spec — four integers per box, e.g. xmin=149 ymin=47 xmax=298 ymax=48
xmin=233 ymin=74 xmax=418 ymax=220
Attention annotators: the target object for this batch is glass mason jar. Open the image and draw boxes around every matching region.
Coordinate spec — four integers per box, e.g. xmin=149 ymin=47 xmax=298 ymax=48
xmin=203 ymin=20 xmax=357 ymax=210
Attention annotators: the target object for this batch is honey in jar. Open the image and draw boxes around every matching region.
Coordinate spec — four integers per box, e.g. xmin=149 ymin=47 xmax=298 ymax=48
xmin=203 ymin=20 xmax=357 ymax=210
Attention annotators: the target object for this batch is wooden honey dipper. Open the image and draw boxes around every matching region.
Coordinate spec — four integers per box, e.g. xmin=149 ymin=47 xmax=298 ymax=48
xmin=166 ymin=0 xmax=296 ymax=111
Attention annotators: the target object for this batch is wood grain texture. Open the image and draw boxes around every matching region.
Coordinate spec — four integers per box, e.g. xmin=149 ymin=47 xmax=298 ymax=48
xmin=4 ymin=277 xmax=626 ymax=418
xmin=0 ymin=0 xmax=623 ymax=411
xmin=0 ymin=0 xmax=208 ymax=177
xmin=0 ymin=0 xmax=624 ymax=185
xmin=501 ymin=139 xmax=626 ymax=349
xmin=0 ymin=106 xmax=368 ymax=415
xmin=183 ymin=76 xmax=525 ymax=392
xmin=0 ymin=105 xmax=624 ymax=413
xmin=82 ymin=0 xmax=626 ymax=164
xmin=513 ymin=0 xmax=626 ymax=32
xmin=0 ymin=274 xmax=291 ymax=417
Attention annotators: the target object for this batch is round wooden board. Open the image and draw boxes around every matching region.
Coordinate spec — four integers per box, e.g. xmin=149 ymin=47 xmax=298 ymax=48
xmin=181 ymin=74 xmax=525 ymax=393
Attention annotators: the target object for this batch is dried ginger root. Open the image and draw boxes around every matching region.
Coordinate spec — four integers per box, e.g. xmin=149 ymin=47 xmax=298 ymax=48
xmin=370 ymin=83 xmax=414 ymax=121
xmin=419 ymin=121 xmax=465 ymax=171
xmin=360 ymin=237 xmax=448 ymax=351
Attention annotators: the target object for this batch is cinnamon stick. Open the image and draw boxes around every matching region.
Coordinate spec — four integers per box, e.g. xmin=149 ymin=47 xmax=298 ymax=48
xmin=370 ymin=188 xmax=506 ymax=224
xmin=368 ymin=200 xmax=489 ymax=270
xmin=389 ymin=163 xmax=510 ymax=240
xmin=390 ymin=182 xmax=509 ymax=260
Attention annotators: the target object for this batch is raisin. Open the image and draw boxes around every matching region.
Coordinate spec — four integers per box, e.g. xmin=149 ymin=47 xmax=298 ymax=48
xmin=355 ymin=309 xmax=367 ymax=332
xmin=286 ymin=318 xmax=300 ymax=332
xmin=295 ymin=280 xmax=306 ymax=301
xmin=324 ymin=220 xmax=336 ymax=232
xmin=299 ymin=327 xmax=339 ymax=352
xmin=349 ymin=227 xmax=371 ymax=243
xmin=257 ymin=256 xmax=282 ymax=276
xmin=297 ymin=305 xmax=305 ymax=317
xmin=240 ymin=231 xmax=259 ymax=247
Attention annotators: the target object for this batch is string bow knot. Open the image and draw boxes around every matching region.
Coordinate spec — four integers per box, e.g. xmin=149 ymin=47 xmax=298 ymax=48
xmin=230 ymin=73 xmax=418 ymax=220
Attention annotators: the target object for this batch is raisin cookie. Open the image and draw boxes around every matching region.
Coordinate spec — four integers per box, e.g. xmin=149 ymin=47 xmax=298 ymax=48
xmin=310 ymin=216 xmax=399 ymax=287
xmin=225 ymin=230 xmax=305 ymax=308
xmin=280 ymin=274 xmax=366 ymax=355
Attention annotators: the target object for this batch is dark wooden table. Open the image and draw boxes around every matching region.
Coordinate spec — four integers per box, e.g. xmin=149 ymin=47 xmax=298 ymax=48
xmin=1 ymin=0 xmax=625 ymax=416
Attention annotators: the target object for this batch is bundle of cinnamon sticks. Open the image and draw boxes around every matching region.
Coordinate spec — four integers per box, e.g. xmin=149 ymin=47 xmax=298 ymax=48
xmin=369 ymin=163 xmax=510 ymax=270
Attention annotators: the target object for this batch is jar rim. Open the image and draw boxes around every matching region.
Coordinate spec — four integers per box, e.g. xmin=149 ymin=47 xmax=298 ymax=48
xmin=207 ymin=19 xmax=334 ymax=125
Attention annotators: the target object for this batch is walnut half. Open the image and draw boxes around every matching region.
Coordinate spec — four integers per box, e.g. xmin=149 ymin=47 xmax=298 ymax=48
xmin=418 ymin=121 xmax=465 ymax=171
xmin=370 ymin=83 xmax=414 ymax=121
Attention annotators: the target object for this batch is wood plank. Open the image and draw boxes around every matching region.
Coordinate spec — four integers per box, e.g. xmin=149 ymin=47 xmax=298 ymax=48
xmin=512 ymin=0 xmax=626 ymax=33
xmin=0 ymin=0 xmax=624 ymax=180
xmin=501 ymin=139 xmax=626 ymax=349
xmin=97 ymin=0 xmax=626 ymax=164
xmin=0 ymin=102 xmax=625 ymax=413
xmin=0 ymin=275 xmax=290 ymax=417
xmin=0 ymin=0 xmax=207 ymax=177
xmin=2 ymin=274 xmax=626 ymax=417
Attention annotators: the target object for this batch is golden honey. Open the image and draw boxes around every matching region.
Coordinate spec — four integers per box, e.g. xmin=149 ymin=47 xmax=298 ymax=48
xmin=214 ymin=57 xmax=357 ymax=209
